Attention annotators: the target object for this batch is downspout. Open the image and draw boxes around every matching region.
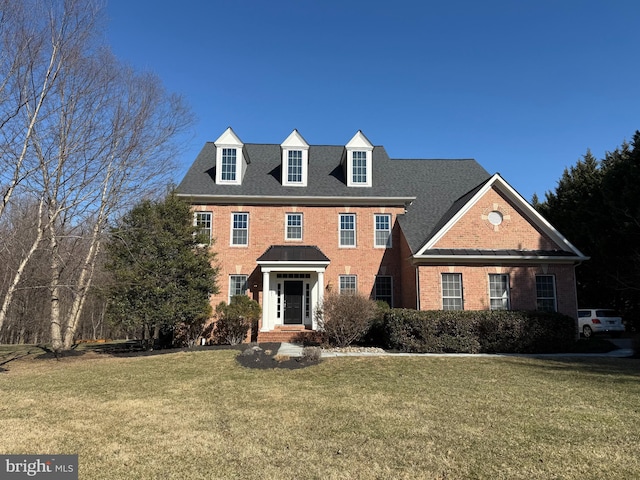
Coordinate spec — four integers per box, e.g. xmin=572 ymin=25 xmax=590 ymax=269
xmin=415 ymin=266 xmax=420 ymax=310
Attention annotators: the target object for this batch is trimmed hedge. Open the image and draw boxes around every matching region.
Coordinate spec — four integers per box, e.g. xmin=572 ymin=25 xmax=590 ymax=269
xmin=380 ymin=309 xmax=576 ymax=354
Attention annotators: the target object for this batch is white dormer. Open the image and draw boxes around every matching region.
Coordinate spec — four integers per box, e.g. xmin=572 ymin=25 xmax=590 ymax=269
xmin=281 ymin=129 xmax=309 ymax=187
xmin=345 ymin=130 xmax=373 ymax=187
xmin=214 ymin=127 xmax=246 ymax=185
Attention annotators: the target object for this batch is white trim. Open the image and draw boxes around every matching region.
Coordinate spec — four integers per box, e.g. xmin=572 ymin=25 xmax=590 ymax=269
xmin=214 ymin=127 xmax=244 ymax=185
xmin=345 ymin=131 xmax=373 ymax=187
xmin=230 ymin=212 xmax=249 ymax=247
xmin=228 ymin=274 xmax=248 ymax=303
xmin=415 ymin=173 xmax=589 ymax=261
xmin=281 ymin=130 xmax=309 ymax=187
xmin=285 ymin=212 xmax=303 ymax=241
xmin=338 ymin=274 xmax=358 ymax=294
xmin=488 ymin=273 xmax=510 ymax=310
xmin=177 ymin=193 xmax=415 ymax=207
xmin=338 ymin=213 xmax=357 ymax=248
xmin=412 ymin=253 xmax=583 ymax=265
xmin=193 ymin=211 xmax=212 ymax=246
xmin=374 ymin=213 xmax=392 ymax=248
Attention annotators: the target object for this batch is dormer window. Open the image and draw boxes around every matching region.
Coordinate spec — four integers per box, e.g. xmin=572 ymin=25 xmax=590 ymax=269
xmin=345 ymin=131 xmax=373 ymax=187
xmin=215 ymin=127 xmax=246 ymax=185
xmin=287 ymin=150 xmax=303 ymax=183
xmin=281 ymin=130 xmax=309 ymax=187
xmin=351 ymin=151 xmax=368 ymax=184
xmin=221 ymin=148 xmax=237 ymax=182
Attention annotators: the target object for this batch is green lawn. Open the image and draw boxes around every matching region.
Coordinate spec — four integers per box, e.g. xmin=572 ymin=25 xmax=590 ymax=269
xmin=1 ymin=346 xmax=639 ymax=479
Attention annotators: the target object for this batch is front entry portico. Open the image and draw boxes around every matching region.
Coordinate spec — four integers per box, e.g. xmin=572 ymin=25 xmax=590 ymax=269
xmin=256 ymin=246 xmax=330 ymax=334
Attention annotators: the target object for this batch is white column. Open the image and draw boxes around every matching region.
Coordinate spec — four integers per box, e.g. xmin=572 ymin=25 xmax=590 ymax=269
xmin=261 ymin=270 xmax=270 ymax=332
xmin=313 ymin=270 xmax=324 ymax=330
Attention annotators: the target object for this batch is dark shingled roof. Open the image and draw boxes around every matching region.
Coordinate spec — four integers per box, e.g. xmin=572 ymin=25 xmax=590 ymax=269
xmin=176 ymin=142 xmax=491 ymax=254
xmin=257 ymin=245 xmax=330 ymax=263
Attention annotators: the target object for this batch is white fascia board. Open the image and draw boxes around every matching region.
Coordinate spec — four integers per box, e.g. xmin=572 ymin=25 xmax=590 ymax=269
xmin=257 ymin=262 xmax=330 ymax=273
xmin=177 ymin=193 xmax=415 ymax=207
xmin=411 ymin=254 xmax=588 ymax=265
xmin=415 ymin=173 xmax=588 ymax=259
xmin=281 ymin=129 xmax=309 ymax=149
xmin=345 ymin=130 xmax=374 ymax=150
xmin=214 ymin=127 xmax=243 ymax=146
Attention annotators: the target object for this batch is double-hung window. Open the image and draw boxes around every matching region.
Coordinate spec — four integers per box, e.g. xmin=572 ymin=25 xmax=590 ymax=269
xmin=339 ymin=214 xmax=356 ymax=247
xmin=489 ymin=274 xmax=510 ymax=310
xmin=352 ymin=151 xmax=367 ymax=184
xmin=442 ymin=273 xmax=463 ymax=310
xmin=229 ymin=275 xmax=248 ymax=301
xmin=287 ymin=150 xmax=303 ymax=184
xmin=221 ymin=148 xmax=237 ymax=182
xmin=536 ymin=275 xmax=557 ymax=312
xmin=231 ymin=213 xmax=248 ymax=246
xmin=339 ymin=275 xmax=357 ymax=294
xmin=286 ymin=213 xmax=303 ymax=240
xmin=194 ymin=212 xmax=212 ymax=245
xmin=374 ymin=214 xmax=392 ymax=247
xmin=374 ymin=276 xmax=393 ymax=307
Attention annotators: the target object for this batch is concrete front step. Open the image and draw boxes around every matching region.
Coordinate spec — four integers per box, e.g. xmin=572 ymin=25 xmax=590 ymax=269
xmin=258 ymin=329 xmax=321 ymax=344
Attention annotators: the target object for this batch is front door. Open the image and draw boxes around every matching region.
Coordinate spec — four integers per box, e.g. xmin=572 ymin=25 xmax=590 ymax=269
xmin=284 ymin=281 xmax=303 ymax=325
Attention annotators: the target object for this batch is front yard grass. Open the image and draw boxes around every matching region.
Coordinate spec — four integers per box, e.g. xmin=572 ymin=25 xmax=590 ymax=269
xmin=1 ymin=346 xmax=638 ymax=479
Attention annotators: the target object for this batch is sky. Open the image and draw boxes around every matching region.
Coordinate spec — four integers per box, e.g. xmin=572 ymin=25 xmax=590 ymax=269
xmin=105 ymin=0 xmax=640 ymax=201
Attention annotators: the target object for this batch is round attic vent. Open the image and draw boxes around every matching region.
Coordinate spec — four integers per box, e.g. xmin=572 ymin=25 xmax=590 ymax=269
xmin=487 ymin=210 xmax=503 ymax=226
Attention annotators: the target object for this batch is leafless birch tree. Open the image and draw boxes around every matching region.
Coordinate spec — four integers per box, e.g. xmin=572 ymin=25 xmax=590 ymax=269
xmin=0 ymin=0 xmax=192 ymax=350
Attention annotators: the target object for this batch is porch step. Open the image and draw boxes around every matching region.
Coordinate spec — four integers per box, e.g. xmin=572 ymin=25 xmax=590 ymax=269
xmin=258 ymin=329 xmax=321 ymax=344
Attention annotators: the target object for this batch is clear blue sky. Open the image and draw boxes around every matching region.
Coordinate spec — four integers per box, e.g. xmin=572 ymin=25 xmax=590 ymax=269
xmin=105 ymin=0 xmax=639 ymax=201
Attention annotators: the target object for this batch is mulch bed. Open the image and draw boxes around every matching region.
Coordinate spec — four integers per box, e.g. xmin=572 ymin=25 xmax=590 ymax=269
xmin=235 ymin=342 xmax=322 ymax=370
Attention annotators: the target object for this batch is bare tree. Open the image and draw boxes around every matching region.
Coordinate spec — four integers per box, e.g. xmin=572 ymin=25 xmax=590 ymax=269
xmin=0 ymin=0 xmax=192 ymax=350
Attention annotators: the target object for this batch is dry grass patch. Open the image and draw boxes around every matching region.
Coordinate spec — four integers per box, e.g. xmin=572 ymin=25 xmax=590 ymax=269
xmin=0 ymin=347 xmax=639 ymax=479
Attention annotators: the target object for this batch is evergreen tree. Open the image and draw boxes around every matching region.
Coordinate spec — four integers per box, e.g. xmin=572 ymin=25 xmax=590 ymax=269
xmin=536 ymin=132 xmax=640 ymax=329
xmin=105 ymin=192 xmax=219 ymax=347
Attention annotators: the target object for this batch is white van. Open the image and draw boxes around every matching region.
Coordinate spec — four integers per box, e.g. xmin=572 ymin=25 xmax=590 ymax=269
xmin=577 ymin=309 xmax=625 ymax=338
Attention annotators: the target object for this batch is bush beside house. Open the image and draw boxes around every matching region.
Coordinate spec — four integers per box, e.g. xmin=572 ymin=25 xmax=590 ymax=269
xmin=377 ymin=309 xmax=576 ymax=354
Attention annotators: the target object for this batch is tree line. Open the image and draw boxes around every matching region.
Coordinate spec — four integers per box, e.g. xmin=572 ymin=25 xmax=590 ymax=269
xmin=0 ymin=0 xmax=192 ymax=351
xmin=534 ymin=131 xmax=640 ymax=330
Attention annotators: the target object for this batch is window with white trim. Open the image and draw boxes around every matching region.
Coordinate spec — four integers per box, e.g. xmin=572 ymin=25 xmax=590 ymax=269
xmin=351 ymin=151 xmax=367 ymax=184
xmin=214 ymin=127 xmax=244 ymax=185
xmin=345 ymin=131 xmax=373 ymax=187
xmin=194 ymin=212 xmax=212 ymax=245
xmin=374 ymin=276 xmax=393 ymax=307
xmin=229 ymin=275 xmax=248 ymax=301
xmin=374 ymin=214 xmax=392 ymax=248
xmin=287 ymin=150 xmax=303 ymax=184
xmin=286 ymin=213 xmax=303 ymax=240
xmin=489 ymin=274 xmax=510 ymax=310
xmin=339 ymin=213 xmax=356 ymax=247
xmin=221 ymin=148 xmax=237 ymax=182
xmin=536 ymin=275 xmax=557 ymax=312
xmin=339 ymin=275 xmax=357 ymax=294
xmin=231 ymin=213 xmax=248 ymax=246
xmin=442 ymin=273 xmax=463 ymax=310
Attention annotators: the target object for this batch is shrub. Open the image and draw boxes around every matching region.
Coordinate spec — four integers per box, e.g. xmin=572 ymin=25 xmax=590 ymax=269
xmin=381 ymin=309 xmax=576 ymax=354
xmin=213 ymin=295 xmax=261 ymax=345
xmin=360 ymin=300 xmax=391 ymax=347
xmin=316 ymin=293 xmax=378 ymax=347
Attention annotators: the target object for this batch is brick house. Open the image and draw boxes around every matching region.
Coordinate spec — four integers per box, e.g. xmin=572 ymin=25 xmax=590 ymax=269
xmin=176 ymin=127 xmax=587 ymax=343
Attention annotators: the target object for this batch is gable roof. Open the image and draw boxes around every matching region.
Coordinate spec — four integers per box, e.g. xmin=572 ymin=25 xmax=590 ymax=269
xmin=176 ymin=138 xmax=492 ymax=254
xmin=413 ymin=173 xmax=589 ymax=261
